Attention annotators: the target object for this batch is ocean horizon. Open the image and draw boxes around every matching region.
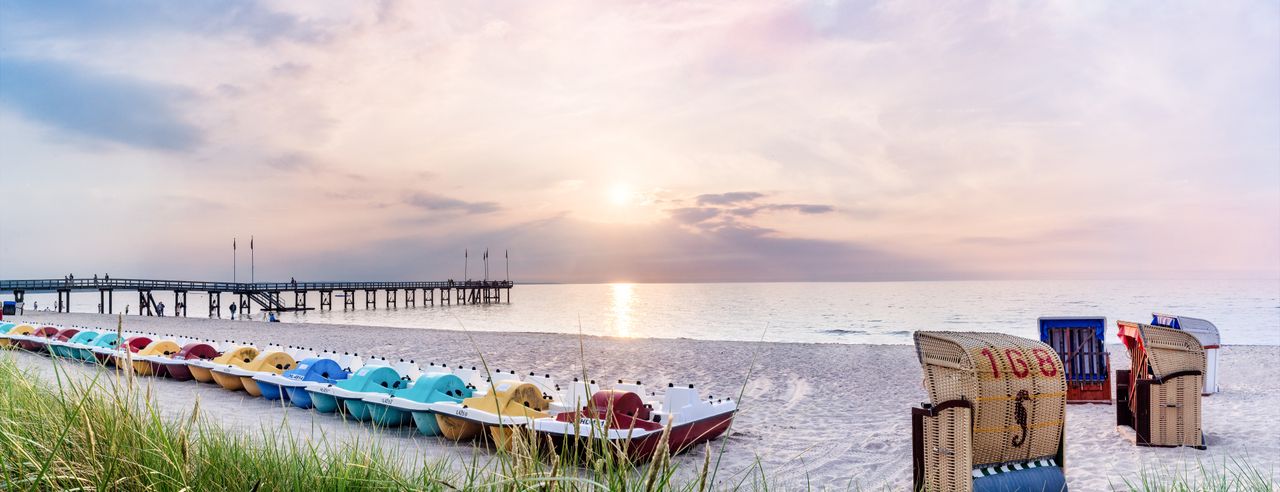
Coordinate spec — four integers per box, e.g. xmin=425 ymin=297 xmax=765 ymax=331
xmin=15 ymin=279 xmax=1279 ymax=346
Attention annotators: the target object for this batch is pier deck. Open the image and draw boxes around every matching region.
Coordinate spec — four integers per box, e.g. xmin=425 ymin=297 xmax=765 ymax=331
xmin=0 ymin=278 xmax=513 ymax=317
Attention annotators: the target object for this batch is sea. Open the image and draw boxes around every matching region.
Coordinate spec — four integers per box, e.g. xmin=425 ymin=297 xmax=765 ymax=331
xmin=15 ymin=280 xmax=1280 ymax=345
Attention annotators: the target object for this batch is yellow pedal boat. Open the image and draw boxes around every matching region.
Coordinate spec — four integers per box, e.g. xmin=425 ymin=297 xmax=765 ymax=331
xmin=432 ymin=380 xmax=552 ymax=450
xmin=190 ymin=346 xmax=258 ymax=384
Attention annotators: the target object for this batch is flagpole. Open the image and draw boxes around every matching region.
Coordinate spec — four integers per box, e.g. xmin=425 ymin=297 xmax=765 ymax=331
xmin=464 ymin=249 xmax=468 ymax=282
xmin=233 ymin=237 xmax=237 ymax=283
xmin=505 ymin=249 xmax=509 ymax=282
xmin=250 ymin=235 xmax=255 ymax=284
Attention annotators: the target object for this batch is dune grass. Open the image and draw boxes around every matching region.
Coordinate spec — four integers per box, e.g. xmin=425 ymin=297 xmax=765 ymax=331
xmin=1114 ymin=457 xmax=1275 ymax=492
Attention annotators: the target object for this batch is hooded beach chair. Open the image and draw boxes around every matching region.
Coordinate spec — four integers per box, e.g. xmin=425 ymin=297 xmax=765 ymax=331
xmin=1115 ymin=321 xmax=1206 ymax=449
xmin=1150 ymin=314 xmax=1220 ymax=395
xmin=1038 ymin=317 xmax=1110 ymax=403
xmin=912 ymin=331 xmax=1067 ymax=492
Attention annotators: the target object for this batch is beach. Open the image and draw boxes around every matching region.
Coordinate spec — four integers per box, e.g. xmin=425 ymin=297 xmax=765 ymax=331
xmin=6 ymin=312 xmax=1279 ymax=490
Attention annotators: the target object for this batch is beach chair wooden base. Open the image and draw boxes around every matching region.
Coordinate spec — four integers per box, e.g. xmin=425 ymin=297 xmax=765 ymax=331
xmin=1116 ymin=369 xmax=1207 ymax=450
xmin=1066 ymin=381 xmax=1112 ymax=404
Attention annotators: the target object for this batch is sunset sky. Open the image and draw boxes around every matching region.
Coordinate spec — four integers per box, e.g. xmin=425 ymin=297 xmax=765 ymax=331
xmin=1 ymin=1 xmax=1277 ymax=283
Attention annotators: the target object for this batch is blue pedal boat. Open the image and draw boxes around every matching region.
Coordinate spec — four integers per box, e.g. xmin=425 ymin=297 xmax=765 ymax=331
xmin=253 ymin=357 xmax=351 ymax=405
xmin=305 ymin=364 xmax=408 ymax=419
xmin=362 ymin=373 xmax=473 ymax=432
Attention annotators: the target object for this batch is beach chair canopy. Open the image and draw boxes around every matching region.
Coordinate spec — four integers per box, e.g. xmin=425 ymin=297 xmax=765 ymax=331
xmin=1151 ymin=313 xmax=1220 ymax=348
xmin=914 ymin=331 xmax=1066 ymax=467
xmin=1121 ymin=322 xmax=1205 ymax=380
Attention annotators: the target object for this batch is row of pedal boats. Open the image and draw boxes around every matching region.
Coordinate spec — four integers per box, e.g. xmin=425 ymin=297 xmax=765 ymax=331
xmin=0 ymin=322 xmax=736 ymax=459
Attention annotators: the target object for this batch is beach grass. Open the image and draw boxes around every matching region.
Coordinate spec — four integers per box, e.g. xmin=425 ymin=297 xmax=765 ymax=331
xmin=1114 ymin=457 xmax=1275 ymax=492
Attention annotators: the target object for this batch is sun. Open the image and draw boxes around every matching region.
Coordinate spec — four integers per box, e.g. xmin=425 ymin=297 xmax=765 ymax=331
xmin=608 ymin=183 xmax=632 ymax=206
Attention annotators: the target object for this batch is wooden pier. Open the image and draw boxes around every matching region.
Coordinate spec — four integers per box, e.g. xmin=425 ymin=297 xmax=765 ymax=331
xmin=0 ymin=278 xmax=513 ymax=317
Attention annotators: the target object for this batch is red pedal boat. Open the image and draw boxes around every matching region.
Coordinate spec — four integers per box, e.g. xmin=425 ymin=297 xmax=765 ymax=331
xmin=532 ymin=382 xmax=736 ymax=460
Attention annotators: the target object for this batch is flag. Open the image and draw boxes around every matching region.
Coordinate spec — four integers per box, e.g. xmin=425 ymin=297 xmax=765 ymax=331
xmin=234 ymin=238 xmax=237 ymax=250
xmin=250 ymin=236 xmax=254 ymax=250
xmin=505 ymin=249 xmax=508 ymax=259
xmin=465 ymin=249 xmax=468 ymax=258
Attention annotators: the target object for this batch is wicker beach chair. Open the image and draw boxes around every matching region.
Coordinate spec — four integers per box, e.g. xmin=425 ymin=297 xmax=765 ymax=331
xmin=1150 ymin=314 xmax=1220 ymax=395
xmin=1115 ymin=321 xmax=1206 ymax=449
xmin=1038 ymin=317 xmax=1111 ymax=404
xmin=912 ymin=331 xmax=1067 ymax=492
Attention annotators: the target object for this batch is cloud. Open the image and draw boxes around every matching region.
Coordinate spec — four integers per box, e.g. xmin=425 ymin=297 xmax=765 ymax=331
xmin=266 ymin=152 xmax=320 ymax=173
xmin=290 ymin=214 xmax=950 ymax=283
xmin=669 ymin=207 xmax=721 ymax=224
xmin=271 ymin=62 xmax=311 ymax=78
xmin=695 ymin=192 xmax=766 ymax=206
xmin=0 ymin=58 xmax=203 ymax=152
xmin=404 ymin=192 xmax=501 ymax=215
xmin=0 ymin=1 xmax=332 ymax=45
xmin=671 ymin=192 xmax=836 ymax=231
xmin=730 ymin=204 xmax=836 ymax=217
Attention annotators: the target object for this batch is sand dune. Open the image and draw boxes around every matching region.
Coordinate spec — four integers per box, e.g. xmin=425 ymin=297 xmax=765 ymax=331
xmin=6 ymin=312 xmax=1278 ymax=490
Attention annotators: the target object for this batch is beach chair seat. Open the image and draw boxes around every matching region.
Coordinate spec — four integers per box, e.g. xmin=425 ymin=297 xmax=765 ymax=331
xmin=1115 ymin=321 xmax=1206 ymax=449
xmin=912 ymin=331 xmax=1068 ymax=492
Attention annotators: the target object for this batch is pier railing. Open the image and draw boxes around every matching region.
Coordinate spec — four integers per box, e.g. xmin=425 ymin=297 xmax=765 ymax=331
xmin=0 ymin=278 xmax=514 ymax=293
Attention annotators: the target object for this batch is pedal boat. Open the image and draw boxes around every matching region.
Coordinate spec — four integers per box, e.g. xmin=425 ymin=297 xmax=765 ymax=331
xmin=254 ymin=356 xmax=351 ymax=405
xmin=431 ymin=380 xmax=553 ymax=449
xmin=0 ymin=323 xmax=14 ymax=347
xmin=189 ymin=346 xmax=258 ymax=383
xmin=45 ymin=328 xmax=82 ymax=358
xmin=532 ymin=383 xmax=737 ymax=460
xmin=210 ymin=350 xmax=294 ymax=394
xmin=0 ymin=324 xmax=29 ymax=349
xmin=17 ymin=326 xmax=59 ymax=352
xmin=362 ymin=372 xmax=473 ymax=431
xmin=95 ymin=335 xmax=152 ymax=366
xmin=69 ymin=332 xmax=118 ymax=362
xmin=127 ymin=339 xmax=182 ymax=376
xmin=305 ymin=363 xmax=406 ymax=418
xmin=57 ymin=330 xmax=100 ymax=359
xmin=154 ymin=342 xmax=221 ymax=381
xmin=238 ymin=350 xmax=302 ymax=397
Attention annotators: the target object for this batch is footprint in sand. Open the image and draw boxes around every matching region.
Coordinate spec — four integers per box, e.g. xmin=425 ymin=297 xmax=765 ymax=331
xmin=745 ymin=377 xmax=774 ymax=399
xmin=779 ymin=375 xmax=812 ymax=412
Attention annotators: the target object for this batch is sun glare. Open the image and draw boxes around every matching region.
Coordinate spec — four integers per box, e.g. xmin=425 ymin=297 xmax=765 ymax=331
xmin=608 ymin=183 xmax=631 ymax=206
xmin=610 ymin=283 xmax=634 ymax=337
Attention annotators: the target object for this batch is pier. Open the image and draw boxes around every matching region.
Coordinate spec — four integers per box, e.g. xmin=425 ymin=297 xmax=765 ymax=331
xmin=0 ymin=278 xmax=513 ymax=317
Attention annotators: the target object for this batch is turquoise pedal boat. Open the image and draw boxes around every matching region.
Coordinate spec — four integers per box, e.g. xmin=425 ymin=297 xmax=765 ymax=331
xmin=362 ymin=373 xmax=473 ymax=433
xmin=305 ymin=364 xmax=406 ymax=419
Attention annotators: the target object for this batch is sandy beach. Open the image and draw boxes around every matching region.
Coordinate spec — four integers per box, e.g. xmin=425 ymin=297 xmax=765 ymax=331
xmin=5 ymin=312 xmax=1278 ymax=490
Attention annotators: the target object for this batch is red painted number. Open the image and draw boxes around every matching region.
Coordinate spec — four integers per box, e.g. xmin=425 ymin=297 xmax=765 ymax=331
xmin=1032 ymin=348 xmax=1058 ymax=377
xmin=980 ymin=348 xmax=1000 ymax=378
xmin=1005 ymin=349 xmax=1030 ymax=378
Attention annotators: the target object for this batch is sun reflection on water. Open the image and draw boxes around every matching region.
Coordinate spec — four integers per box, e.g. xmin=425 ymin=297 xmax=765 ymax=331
xmin=610 ymin=283 xmax=634 ymax=337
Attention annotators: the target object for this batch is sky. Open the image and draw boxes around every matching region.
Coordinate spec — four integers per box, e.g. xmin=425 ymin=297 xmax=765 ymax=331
xmin=0 ymin=1 xmax=1277 ymax=283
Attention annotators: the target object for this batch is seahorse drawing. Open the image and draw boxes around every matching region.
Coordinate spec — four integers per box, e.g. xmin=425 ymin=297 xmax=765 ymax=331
xmin=1012 ymin=389 xmax=1030 ymax=447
